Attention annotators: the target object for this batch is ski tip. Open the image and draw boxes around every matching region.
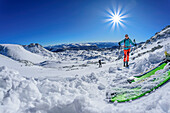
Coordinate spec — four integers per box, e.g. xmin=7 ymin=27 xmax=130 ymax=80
xmin=127 ymin=76 xmax=135 ymax=83
xmin=104 ymin=98 xmax=113 ymax=103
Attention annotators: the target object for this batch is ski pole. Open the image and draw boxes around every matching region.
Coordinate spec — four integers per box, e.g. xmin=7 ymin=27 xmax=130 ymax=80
xmin=133 ymin=39 xmax=136 ymax=44
xmin=133 ymin=39 xmax=137 ymax=48
xmin=118 ymin=42 xmax=121 ymax=56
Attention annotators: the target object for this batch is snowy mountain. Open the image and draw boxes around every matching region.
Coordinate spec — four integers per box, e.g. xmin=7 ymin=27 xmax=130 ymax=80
xmin=23 ymin=43 xmax=58 ymax=58
xmin=130 ymin=25 xmax=170 ymax=61
xmin=45 ymin=42 xmax=119 ymax=52
xmin=0 ymin=25 xmax=169 ymax=113
xmin=146 ymin=25 xmax=170 ymax=44
xmin=0 ymin=44 xmax=45 ymax=64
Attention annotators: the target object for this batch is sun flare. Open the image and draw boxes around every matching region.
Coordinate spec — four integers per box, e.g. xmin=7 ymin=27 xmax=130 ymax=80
xmin=104 ymin=6 xmax=129 ymax=30
xmin=112 ymin=14 xmax=121 ymax=23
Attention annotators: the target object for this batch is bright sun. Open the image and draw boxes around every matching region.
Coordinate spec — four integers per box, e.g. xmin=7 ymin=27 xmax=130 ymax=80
xmin=112 ymin=15 xmax=121 ymax=23
xmin=104 ymin=6 xmax=129 ymax=30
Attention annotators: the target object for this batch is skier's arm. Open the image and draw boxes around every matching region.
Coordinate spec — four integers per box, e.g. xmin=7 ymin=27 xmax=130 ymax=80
xmin=130 ymin=39 xmax=136 ymax=46
xmin=119 ymin=39 xmax=124 ymax=45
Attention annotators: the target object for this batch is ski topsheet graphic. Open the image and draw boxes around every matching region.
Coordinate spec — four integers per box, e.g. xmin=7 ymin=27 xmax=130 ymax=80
xmin=128 ymin=61 xmax=168 ymax=83
xmin=106 ymin=61 xmax=170 ymax=103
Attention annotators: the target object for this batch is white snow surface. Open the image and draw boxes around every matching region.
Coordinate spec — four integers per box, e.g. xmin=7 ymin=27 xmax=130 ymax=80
xmin=0 ymin=26 xmax=170 ymax=113
xmin=0 ymin=44 xmax=45 ymax=63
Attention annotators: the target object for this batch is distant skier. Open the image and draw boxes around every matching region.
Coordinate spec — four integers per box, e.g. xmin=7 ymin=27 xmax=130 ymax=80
xmin=118 ymin=34 xmax=137 ymax=67
xmin=99 ymin=60 xmax=102 ymax=68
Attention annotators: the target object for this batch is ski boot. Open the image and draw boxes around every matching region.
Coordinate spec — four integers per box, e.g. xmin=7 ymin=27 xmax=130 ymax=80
xmin=126 ymin=61 xmax=129 ymax=67
xmin=123 ymin=62 xmax=126 ymax=67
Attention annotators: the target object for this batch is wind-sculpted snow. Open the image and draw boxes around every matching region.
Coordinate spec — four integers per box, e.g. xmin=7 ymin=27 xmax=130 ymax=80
xmin=0 ymin=64 xmax=169 ymax=113
xmin=0 ymin=66 xmax=107 ymax=113
xmin=131 ymin=43 xmax=170 ymax=74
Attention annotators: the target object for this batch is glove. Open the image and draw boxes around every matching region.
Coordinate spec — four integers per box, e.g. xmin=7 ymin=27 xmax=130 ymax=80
xmin=118 ymin=42 xmax=120 ymax=46
xmin=135 ymin=44 xmax=137 ymax=46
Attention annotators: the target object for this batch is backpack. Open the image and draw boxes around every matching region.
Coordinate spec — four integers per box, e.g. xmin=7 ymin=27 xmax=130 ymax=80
xmin=124 ymin=39 xmax=131 ymax=48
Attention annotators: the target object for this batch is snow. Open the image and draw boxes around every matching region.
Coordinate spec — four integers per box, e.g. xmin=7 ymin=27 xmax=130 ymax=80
xmin=0 ymin=66 xmax=169 ymax=113
xmin=0 ymin=26 xmax=169 ymax=113
xmin=23 ymin=43 xmax=58 ymax=58
xmin=0 ymin=44 xmax=45 ymax=63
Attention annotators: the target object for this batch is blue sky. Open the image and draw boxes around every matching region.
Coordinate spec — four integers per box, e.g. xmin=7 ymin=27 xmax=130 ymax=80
xmin=0 ymin=0 xmax=169 ymax=46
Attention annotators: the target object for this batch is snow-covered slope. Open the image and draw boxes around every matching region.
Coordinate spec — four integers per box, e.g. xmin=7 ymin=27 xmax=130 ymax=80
xmin=0 ymin=44 xmax=45 ymax=63
xmin=0 ymin=25 xmax=169 ymax=113
xmin=147 ymin=25 xmax=170 ymax=44
xmin=131 ymin=25 xmax=170 ymax=60
xmin=128 ymin=25 xmax=170 ymax=74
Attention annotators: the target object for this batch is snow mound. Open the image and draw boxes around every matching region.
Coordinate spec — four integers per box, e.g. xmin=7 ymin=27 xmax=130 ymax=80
xmin=131 ymin=43 xmax=170 ymax=74
xmin=0 ymin=44 xmax=45 ymax=63
xmin=109 ymin=67 xmax=116 ymax=73
xmin=0 ymin=65 xmax=170 ymax=113
xmin=0 ymin=66 xmax=42 ymax=113
xmin=0 ymin=66 xmax=98 ymax=113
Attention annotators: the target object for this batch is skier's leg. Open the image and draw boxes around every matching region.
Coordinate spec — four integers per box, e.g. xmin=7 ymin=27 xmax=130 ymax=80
xmin=127 ymin=49 xmax=130 ymax=62
xmin=126 ymin=49 xmax=130 ymax=67
xmin=124 ymin=50 xmax=127 ymax=67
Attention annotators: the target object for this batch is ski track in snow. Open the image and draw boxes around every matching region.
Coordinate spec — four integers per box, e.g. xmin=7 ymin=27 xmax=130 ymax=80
xmin=0 ymin=27 xmax=170 ymax=113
